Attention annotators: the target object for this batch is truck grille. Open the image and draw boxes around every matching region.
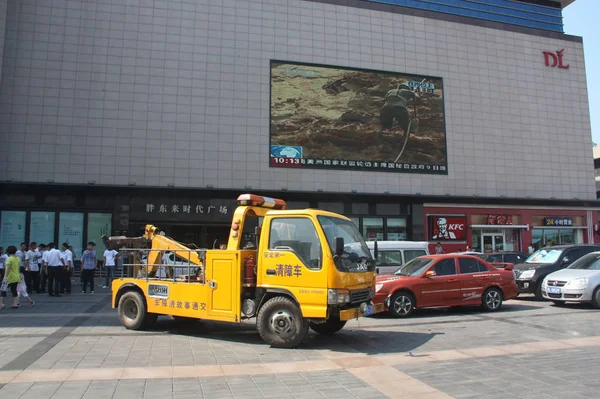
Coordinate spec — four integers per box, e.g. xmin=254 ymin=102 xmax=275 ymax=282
xmin=350 ymin=289 xmax=370 ymax=304
xmin=546 ymin=280 xmax=567 ymax=287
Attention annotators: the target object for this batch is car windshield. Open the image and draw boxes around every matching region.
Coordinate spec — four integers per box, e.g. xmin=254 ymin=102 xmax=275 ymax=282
xmin=525 ymin=248 xmax=564 ymax=264
xmin=394 ymin=257 xmax=433 ymax=276
xmin=567 ymin=253 xmax=600 ymax=270
xmin=318 ymin=216 xmax=375 ymax=272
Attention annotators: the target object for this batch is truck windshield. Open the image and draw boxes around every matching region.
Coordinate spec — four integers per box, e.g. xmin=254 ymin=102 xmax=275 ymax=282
xmin=318 ymin=216 xmax=375 ymax=272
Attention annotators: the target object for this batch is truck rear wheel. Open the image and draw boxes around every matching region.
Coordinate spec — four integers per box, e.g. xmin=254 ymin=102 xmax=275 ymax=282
xmin=257 ymin=296 xmax=308 ymax=348
xmin=309 ymin=317 xmax=346 ymax=335
xmin=118 ymin=291 xmax=157 ymax=330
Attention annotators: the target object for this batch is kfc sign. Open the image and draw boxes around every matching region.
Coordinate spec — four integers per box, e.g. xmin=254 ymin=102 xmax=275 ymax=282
xmin=543 ymin=49 xmax=569 ymax=69
xmin=429 ymin=216 xmax=467 ymax=241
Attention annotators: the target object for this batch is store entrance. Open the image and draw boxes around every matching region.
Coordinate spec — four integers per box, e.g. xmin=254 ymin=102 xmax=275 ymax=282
xmin=129 ymin=223 xmax=230 ymax=249
xmin=483 ymin=233 xmax=504 ymax=253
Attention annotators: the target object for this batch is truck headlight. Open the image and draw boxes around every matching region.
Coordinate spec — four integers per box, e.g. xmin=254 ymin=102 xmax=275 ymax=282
xmin=565 ymin=277 xmax=588 ymax=288
xmin=328 ymin=289 xmax=350 ymax=305
xmin=518 ymin=270 xmax=535 ymax=280
xmin=375 ymin=284 xmax=383 ymax=292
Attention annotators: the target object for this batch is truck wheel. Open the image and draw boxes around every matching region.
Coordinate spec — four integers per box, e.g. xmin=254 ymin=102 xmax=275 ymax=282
xmin=309 ymin=317 xmax=347 ymax=335
xmin=389 ymin=291 xmax=415 ymax=318
xmin=481 ymin=287 xmax=503 ymax=311
xmin=257 ymin=296 xmax=308 ymax=348
xmin=118 ymin=291 xmax=157 ymax=330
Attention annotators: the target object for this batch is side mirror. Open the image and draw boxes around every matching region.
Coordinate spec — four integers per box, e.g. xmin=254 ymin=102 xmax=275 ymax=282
xmin=562 ymin=257 xmax=570 ymax=265
xmin=425 ymin=270 xmax=436 ymax=278
xmin=334 ymin=236 xmax=344 ymax=256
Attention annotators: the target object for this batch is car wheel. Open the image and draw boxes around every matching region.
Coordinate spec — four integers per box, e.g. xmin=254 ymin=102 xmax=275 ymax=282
xmin=591 ymin=287 xmax=600 ymax=309
xmin=257 ymin=296 xmax=308 ymax=348
xmin=552 ymin=300 xmax=566 ymax=307
xmin=389 ymin=291 xmax=415 ymax=318
xmin=534 ymin=283 xmax=544 ymax=301
xmin=481 ymin=287 xmax=503 ymax=311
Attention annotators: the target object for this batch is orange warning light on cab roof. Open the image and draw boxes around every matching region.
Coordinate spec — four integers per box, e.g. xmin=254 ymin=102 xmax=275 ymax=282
xmin=236 ymin=194 xmax=287 ymax=210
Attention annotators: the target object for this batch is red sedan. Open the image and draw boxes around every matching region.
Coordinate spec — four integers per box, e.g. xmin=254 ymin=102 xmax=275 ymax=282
xmin=373 ymin=254 xmax=518 ymax=317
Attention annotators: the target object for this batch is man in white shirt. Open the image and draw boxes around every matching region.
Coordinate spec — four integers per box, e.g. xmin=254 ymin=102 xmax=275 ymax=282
xmin=39 ymin=244 xmax=48 ymax=293
xmin=25 ymin=242 xmax=41 ymax=294
xmin=61 ymin=243 xmax=74 ymax=295
xmin=16 ymin=243 xmax=27 ymax=265
xmin=0 ymin=246 xmax=7 ymax=281
xmin=46 ymin=242 xmax=66 ymax=297
xmin=102 ymin=248 xmax=119 ymax=289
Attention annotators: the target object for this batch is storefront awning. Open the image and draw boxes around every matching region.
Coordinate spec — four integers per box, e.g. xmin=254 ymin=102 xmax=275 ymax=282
xmin=470 ymin=224 xmax=529 ymax=229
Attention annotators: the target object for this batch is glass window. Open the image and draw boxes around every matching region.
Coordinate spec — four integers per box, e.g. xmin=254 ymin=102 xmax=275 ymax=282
xmin=433 ymin=259 xmax=457 ymax=276
xmin=395 ymin=257 xmax=433 ymax=276
xmin=350 ymin=217 xmax=360 ymax=230
xmin=88 ymin=213 xmax=112 ymax=261
xmin=352 ymin=203 xmax=368 ymax=215
xmin=505 ymin=254 xmax=523 ymax=264
xmin=472 ymin=230 xmax=482 ymax=252
xmin=362 ymin=218 xmax=383 ymax=241
xmin=459 ymin=258 xmax=485 ymax=274
xmin=270 ymin=218 xmax=322 ymax=270
xmin=560 ymin=230 xmax=575 ymax=245
xmin=568 ymin=253 xmax=600 ymax=270
xmin=318 ymin=216 xmax=374 ymax=273
xmin=387 ymin=218 xmax=407 ymax=241
xmin=543 ymin=229 xmax=559 ymax=247
xmin=0 ymin=211 xmax=27 ymax=249
xmin=58 ymin=212 xmax=84 ymax=258
xmin=29 ymin=212 xmax=55 ymax=245
xmin=486 ymin=254 xmax=503 ymax=263
xmin=404 ymin=250 xmax=427 ymax=263
xmin=376 ymin=251 xmax=403 ymax=267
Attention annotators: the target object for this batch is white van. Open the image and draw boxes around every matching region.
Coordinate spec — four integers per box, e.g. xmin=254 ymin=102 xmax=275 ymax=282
xmin=366 ymin=241 xmax=430 ymax=275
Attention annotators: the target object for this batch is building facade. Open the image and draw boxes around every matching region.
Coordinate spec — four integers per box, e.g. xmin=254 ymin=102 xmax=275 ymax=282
xmin=0 ymin=0 xmax=597 ymax=255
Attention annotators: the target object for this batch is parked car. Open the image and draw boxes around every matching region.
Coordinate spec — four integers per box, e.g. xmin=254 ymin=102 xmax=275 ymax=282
xmin=513 ymin=244 xmax=600 ymax=299
xmin=541 ymin=252 xmax=600 ymax=307
xmin=373 ymin=254 xmax=518 ymax=317
xmin=478 ymin=252 xmax=529 ymax=268
xmin=366 ymin=241 xmax=429 ymax=275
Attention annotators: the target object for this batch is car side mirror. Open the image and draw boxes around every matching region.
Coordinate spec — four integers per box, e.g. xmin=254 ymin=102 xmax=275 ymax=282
xmin=562 ymin=257 xmax=570 ymax=265
xmin=425 ymin=270 xmax=436 ymax=278
xmin=334 ymin=236 xmax=344 ymax=256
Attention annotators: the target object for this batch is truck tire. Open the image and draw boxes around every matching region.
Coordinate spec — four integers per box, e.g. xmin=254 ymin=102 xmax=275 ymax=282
xmin=309 ymin=317 xmax=347 ymax=335
xmin=118 ymin=291 xmax=157 ymax=330
xmin=257 ymin=296 xmax=308 ymax=348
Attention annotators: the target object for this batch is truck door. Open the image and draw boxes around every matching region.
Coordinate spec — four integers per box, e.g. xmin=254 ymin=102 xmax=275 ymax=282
xmin=205 ymin=251 xmax=240 ymax=322
xmin=258 ymin=217 xmax=328 ymax=318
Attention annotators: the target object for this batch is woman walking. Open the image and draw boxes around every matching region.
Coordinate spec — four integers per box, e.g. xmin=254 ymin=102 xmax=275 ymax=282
xmin=0 ymin=246 xmax=22 ymax=310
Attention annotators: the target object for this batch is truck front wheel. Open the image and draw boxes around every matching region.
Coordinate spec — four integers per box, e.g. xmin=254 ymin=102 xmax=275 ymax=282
xmin=309 ymin=317 xmax=346 ymax=335
xmin=118 ymin=291 xmax=157 ymax=330
xmin=257 ymin=296 xmax=308 ymax=348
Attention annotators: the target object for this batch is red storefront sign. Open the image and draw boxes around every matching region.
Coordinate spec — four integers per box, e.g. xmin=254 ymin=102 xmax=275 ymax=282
xmin=543 ymin=49 xmax=569 ymax=69
xmin=429 ymin=216 xmax=466 ymax=241
xmin=487 ymin=215 xmax=513 ymax=225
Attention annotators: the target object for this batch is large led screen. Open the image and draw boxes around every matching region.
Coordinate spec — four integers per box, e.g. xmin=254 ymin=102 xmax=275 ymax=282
xmin=270 ymin=61 xmax=447 ymax=174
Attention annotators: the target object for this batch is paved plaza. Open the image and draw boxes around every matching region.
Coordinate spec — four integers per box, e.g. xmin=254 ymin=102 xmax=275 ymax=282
xmin=1 ymin=291 xmax=600 ymax=398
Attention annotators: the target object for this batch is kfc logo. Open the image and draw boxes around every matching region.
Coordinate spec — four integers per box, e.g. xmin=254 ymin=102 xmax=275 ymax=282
xmin=430 ymin=216 xmax=466 ymax=241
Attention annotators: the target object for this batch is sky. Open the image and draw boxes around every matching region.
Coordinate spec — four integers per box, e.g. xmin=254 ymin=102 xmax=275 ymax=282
xmin=562 ymin=0 xmax=599 ymax=144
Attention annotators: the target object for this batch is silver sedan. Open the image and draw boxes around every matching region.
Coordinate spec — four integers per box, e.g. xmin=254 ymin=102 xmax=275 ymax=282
xmin=541 ymin=251 xmax=600 ymax=307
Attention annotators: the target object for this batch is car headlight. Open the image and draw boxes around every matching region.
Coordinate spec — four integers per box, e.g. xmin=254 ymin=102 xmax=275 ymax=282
xmin=376 ymin=284 xmax=383 ymax=292
xmin=565 ymin=277 xmax=588 ymax=288
xmin=327 ymin=289 xmax=350 ymax=305
xmin=518 ymin=270 xmax=535 ymax=280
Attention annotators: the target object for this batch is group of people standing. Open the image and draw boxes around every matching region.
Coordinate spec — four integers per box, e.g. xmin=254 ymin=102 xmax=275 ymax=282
xmin=0 ymin=241 xmax=120 ymax=310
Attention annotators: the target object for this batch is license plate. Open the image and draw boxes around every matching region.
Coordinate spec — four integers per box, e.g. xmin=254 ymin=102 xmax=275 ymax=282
xmin=363 ymin=305 xmax=374 ymax=317
xmin=547 ymin=287 xmax=561 ymax=294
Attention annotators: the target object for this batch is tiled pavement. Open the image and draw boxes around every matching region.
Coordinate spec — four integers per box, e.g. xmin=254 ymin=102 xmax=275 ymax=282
xmin=1 ymin=289 xmax=600 ymax=398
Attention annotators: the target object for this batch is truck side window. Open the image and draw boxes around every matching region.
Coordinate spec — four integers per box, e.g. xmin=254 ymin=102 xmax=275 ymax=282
xmin=270 ymin=218 xmax=322 ymax=270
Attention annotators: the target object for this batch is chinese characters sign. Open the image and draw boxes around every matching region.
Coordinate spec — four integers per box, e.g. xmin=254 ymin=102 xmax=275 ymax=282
xmin=429 ymin=216 xmax=466 ymax=241
xmin=153 ymin=298 xmax=206 ymax=311
xmin=543 ymin=218 xmax=573 ymax=227
xmin=130 ymin=198 xmax=237 ymax=223
xmin=486 ymin=215 xmax=513 ymax=225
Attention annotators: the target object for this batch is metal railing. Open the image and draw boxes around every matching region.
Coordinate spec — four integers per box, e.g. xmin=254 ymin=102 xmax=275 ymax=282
xmin=116 ymin=248 xmax=206 ymax=284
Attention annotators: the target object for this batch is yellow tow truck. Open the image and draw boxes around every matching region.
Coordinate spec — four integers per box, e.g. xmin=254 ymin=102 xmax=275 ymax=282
xmin=105 ymin=194 xmax=382 ymax=347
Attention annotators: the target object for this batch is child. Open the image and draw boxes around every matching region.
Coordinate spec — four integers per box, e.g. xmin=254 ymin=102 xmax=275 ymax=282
xmin=17 ymin=266 xmax=34 ymax=307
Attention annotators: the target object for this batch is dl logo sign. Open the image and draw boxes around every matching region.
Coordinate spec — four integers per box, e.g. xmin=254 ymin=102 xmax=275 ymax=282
xmin=543 ymin=49 xmax=570 ymax=69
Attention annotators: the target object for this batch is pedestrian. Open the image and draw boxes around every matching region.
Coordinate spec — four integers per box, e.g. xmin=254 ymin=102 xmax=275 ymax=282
xmin=45 ymin=242 xmax=65 ymax=297
xmin=39 ymin=244 xmax=48 ymax=293
xmin=528 ymin=242 xmax=534 ymax=254
xmin=435 ymin=242 xmax=444 ymax=254
xmin=60 ymin=243 xmax=73 ymax=295
xmin=0 ymin=247 xmax=7 ymax=281
xmin=16 ymin=243 xmax=27 ymax=266
xmin=25 ymin=242 xmax=41 ymax=294
xmin=81 ymin=242 xmax=98 ymax=293
xmin=465 ymin=245 xmax=472 ymax=252
xmin=37 ymin=244 xmax=46 ymax=293
xmin=102 ymin=246 xmax=119 ymax=289
xmin=17 ymin=266 xmax=34 ymax=307
xmin=0 ymin=246 xmax=22 ymax=310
